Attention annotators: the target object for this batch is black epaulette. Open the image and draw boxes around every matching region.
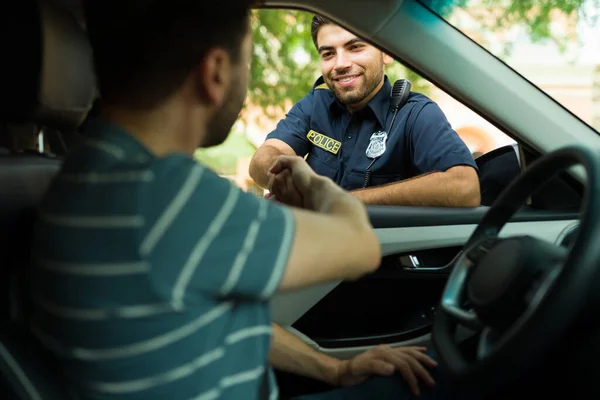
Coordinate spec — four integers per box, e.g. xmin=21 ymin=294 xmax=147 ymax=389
xmin=312 ymin=76 xmax=329 ymax=91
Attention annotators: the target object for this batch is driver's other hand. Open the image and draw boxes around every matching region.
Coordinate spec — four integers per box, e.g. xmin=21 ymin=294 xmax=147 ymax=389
xmin=268 ymin=155 xmax=313 ymax=208
xmin=338 ymin=345 xmax=437 ymax=396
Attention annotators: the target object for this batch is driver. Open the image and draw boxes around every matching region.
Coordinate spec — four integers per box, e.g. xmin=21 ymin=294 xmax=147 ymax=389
xmin=30 ymin=0 xmax=470 ymax=399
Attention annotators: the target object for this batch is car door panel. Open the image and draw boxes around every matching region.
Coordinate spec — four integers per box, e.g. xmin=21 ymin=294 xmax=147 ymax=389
xmin=271 ymin=207 xmax=578 ymax=356
xmin=368 ymin=205 xmax=579 ymax=228
xmin=271 ymin=281 xmax=342 ymax=326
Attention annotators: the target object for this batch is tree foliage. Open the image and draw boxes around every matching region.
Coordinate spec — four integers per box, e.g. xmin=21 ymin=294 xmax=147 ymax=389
xmin=249 ymin=10 xmax=319 ymax=118
xmin=480 ymin=0 xmax=595 ymax=44
xmin=424 ymin=0 xmax=598 ymax=52
xmin=248 ymin=1 xmax=598 ymax=117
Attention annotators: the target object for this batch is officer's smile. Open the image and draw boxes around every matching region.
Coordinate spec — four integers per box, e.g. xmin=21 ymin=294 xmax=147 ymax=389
xmin=334 ymin=74 xmax=361 ymax=87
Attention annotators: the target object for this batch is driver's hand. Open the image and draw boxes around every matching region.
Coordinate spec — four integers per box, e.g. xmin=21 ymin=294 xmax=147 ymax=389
xmin=268 ymin=155 xmax=317 ymax=209
xmin=267 ymin=167 xmax=304 ymax=207
xmin=337 ymin=345 xmax=437 ymax=396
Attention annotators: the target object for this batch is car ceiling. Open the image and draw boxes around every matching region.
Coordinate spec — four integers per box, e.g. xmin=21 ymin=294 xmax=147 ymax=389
xmin=51 ymin=0 xmax=600 ymax=184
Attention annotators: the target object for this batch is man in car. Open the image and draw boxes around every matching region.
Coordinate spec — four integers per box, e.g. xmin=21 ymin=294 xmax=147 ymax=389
xmin=249 ymin=15 xmax=480 ymax=208
xmin=29 ymin=1 xmax=470 ymax=399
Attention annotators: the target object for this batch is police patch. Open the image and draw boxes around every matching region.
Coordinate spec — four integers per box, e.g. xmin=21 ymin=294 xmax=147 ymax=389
xmin=366 ymin=131 xmax=388 ymax=158
xmin=307 ymin=130 xmax=341 ymax=155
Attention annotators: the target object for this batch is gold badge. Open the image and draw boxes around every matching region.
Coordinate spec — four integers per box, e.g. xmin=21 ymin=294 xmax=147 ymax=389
xmin=307 ymin=130 xmax=341 ymax=155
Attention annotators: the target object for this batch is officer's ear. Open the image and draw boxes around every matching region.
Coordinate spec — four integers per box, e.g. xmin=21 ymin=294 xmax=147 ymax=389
xmin=382 ymin=53 xmax=394 ymax=66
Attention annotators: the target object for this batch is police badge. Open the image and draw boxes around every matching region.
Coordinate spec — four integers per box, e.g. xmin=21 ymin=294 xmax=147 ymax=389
xmin=365 ymin=130 xmax=388 ymax=159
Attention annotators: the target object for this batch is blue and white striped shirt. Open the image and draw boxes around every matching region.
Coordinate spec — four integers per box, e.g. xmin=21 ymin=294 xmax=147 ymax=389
xmin=30 ymin=119 xmax=295 ymax=399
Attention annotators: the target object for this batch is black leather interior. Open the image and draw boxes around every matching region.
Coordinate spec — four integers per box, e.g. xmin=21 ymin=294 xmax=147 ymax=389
xmin=476 ymin=144 xmax=522 ymax=206
xmin=0 ymin=0 xmax=96 ymax=129
xmin=0 ymin=0 xmax=95 ymax=398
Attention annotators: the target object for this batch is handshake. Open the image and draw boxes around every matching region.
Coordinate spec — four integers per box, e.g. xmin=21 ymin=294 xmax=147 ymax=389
xmin=265 ymin=155 xmax=344 ymax=210
xmin=262 ymin=155 xmax=381 ymax=289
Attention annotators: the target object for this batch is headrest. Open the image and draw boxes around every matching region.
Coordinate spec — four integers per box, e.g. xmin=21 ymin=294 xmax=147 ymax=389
xmin=0 ymin=0 xmax=96 ymax=131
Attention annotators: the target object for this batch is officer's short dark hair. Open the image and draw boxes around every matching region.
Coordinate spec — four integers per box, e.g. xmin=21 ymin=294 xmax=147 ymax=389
xmin=311 ymin=14 xmax=335 ymax=49
xmin=83 ymin=0 xmax=255 ymax=110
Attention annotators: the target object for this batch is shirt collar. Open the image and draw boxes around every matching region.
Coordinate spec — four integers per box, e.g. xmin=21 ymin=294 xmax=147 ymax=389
xmin=328 ymin=75 xmax=392 ymax=128
xmin=83 ymin=117 xmax=155 ymax=161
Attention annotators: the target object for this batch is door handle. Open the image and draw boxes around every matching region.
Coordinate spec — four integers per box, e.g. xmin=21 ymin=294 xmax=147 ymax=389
xmin=399 ymin=252 xmax=461 ymax=273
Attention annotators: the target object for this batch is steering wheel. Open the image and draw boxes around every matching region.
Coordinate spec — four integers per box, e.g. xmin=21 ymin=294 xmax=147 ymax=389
xmin=432 ymin=145 xmax=600 ymax=392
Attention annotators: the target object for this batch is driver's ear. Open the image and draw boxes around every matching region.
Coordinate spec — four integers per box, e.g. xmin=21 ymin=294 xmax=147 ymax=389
xmin=195 ymin=48 xmax=231 ymax=107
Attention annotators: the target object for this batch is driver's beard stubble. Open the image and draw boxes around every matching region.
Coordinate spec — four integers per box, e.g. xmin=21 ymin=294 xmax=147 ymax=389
xmin=204 ymin=78 xmax=246 ymax=148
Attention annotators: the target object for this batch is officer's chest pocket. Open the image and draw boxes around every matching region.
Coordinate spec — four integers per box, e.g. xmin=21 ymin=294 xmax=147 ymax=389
xmin=307 ymin=155 xmax=339 ymax=182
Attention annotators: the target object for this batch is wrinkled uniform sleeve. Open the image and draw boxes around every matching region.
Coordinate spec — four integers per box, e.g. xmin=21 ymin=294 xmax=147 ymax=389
xmin=141 ymin=155 xmax=295 ymax=305
xmin=409 ymin=102 xmax=478 ymax=174
xmin=265 ymin=94 xmax=313 ymax=156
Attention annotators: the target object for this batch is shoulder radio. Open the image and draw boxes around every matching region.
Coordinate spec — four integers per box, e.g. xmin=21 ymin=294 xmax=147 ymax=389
xmin=363 ymin=79 xmax=412 ymax=188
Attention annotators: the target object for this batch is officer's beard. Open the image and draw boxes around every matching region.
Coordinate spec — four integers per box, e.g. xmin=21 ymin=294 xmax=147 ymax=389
xmin=331 ymin=66 xmax=385 ymax=108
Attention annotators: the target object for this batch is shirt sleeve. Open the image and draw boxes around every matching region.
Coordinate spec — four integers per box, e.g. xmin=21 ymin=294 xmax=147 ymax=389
xmin=265 ymin=94 xmax=313 ymax=156
xmin=140 ymin=155 xmax=295 ymax=305
xmin=408 ymin=102 xmax=478 ymax=175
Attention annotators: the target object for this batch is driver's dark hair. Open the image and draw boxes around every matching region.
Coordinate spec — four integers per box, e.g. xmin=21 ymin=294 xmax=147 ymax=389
xmin=82 ymin=0 xmax=255 ymax=110
xmin=311 ymin=14 xmax=335 ymax=49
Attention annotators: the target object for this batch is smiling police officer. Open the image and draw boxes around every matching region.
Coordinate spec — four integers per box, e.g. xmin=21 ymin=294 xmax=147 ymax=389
xmin=249 ymin=15 xmax=481 ymax=207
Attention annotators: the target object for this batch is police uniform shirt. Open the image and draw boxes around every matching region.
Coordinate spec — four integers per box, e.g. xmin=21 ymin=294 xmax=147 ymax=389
xmin=266 ymin=76 xmax=478 ymax=190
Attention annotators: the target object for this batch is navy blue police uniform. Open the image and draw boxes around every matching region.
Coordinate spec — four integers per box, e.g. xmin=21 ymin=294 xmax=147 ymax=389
xmin=266 ymin=75 xmax=477 ymax=190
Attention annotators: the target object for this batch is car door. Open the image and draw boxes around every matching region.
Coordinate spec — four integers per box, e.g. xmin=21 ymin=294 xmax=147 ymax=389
xmin=271 ymin=143 xmax=583 ymax=356
xmin=271 ymin=196 xmax=580 ymax=358
xmin=264 ymin=0 xmax=596 ymax=359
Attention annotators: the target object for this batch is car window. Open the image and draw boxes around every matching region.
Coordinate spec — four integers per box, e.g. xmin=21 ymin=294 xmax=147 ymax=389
xmin=195 ymin=7 xmax=585 ymax=210
xmin=421 ymin=0 xmax=600 ymax=135
xmin=195 ymin=9 xmax=516 ymax=196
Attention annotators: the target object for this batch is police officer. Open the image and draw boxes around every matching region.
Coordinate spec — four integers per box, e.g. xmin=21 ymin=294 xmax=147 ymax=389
xmin=250 ymin=15 xmax=480 ymax=207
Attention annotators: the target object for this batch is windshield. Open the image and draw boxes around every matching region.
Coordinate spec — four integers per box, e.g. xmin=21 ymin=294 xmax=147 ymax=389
xmin=421 ymin=0 xmax=600 ymax=134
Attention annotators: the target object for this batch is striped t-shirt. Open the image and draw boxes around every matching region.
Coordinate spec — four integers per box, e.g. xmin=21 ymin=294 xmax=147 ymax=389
xmin=29 ymin=119 xmax=295 ymax=399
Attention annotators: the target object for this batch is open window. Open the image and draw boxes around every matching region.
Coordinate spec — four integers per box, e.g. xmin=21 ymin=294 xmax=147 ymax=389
xmin=257 ymin=5 xmax=584 ymax=354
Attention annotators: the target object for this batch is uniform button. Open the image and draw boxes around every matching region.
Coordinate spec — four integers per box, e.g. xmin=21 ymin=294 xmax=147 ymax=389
xmin=347 ymin=135 xmax=352 ymax=139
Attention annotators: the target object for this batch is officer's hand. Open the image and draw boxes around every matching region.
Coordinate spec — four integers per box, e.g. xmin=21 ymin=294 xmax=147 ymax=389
xmin=270 ymin=155 xmax=352 ymax=213
xmin=268 ymin=157 xmax=306 ymax=208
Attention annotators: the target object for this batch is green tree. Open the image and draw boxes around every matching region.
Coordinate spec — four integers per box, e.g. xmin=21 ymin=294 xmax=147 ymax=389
xmin=248 ymin=1 xmax=599 ymax=115
xmin=249 ymin=10 xmax=319 ymax=119
xmin=477 ymin=0 xmax=597 ymax=45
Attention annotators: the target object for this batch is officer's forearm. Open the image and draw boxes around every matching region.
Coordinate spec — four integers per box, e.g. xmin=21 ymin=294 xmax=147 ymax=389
xmin=249 ymin=146 xmax=286 ymax=189
xmin=351 ymin=166 xmax=480 ymax=207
